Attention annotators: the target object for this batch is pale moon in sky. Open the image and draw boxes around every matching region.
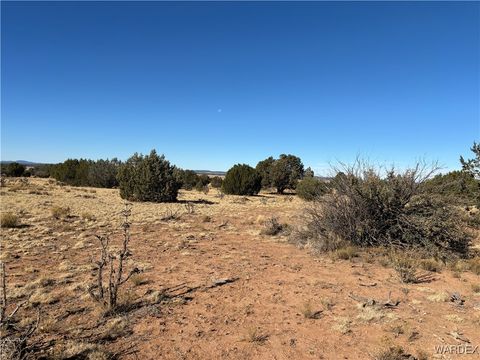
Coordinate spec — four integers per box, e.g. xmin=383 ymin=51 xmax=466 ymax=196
xmin=217 ymin=108 xmax=222 ymax=113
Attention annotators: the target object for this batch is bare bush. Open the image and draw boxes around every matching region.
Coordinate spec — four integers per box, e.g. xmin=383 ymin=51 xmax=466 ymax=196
xmin=88 ymin=203 xmax=140 ymax=312
xmin=160 ymin=206 xmax=181 ymax=221
xmin=184 ymin=202 xmax=195 ymax=214
xmin=294 ymin=160 xmax=471 ymax=258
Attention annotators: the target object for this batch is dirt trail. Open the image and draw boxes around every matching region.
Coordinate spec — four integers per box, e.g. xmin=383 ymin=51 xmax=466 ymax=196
xmin=121 ymin=217 xmax=480 ymax=360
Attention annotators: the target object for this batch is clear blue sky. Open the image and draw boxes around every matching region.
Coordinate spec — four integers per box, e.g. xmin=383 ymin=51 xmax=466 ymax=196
xmin=2 ymin=1 xmax=479 ymax=174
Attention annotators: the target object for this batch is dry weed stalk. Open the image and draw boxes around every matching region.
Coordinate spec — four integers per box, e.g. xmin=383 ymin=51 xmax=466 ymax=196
xmin=88 ymin=203 xmax=140 ymax=311
xmin=160 ymin=206 xmax=181 ymax=221
xmin=184 ymin=202 xmax=195 ymax=214
xmin=1 ymin=262 xmax=39 ymax=360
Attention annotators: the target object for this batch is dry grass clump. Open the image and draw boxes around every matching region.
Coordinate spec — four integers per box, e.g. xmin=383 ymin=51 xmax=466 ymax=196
xmin=450 ymin=257 xmax=480 ymax=275
xmin=392 ymin=256 xmax=419 ymax=284
xmin=320 ymin=297 xmax=334 ymax=311
xmin=300 ymin=301 xmax=322 ymax=319
xmin=356 ymin=306 xmax=385 ymax=323
xmin=1 ymin=212 xmax=20 ymax=228
xmin=334 ymin=246 xmax=358 ymax=260
xmin=81 ymin=212 xmax=96 ymax=221
xmin=130 ymin=274 xmax=148 ymax=286
xmin=51 ymin=205 xmax=70 ymax=219
xmin=466 ymin=257 xmax=480 ymax=275
xmin=332 ymin=316 xmax=352 ymax=334
xmin=245 ymin=327 xmax=268 ymax=343
xmin=375 ymin=346 xmax=423 ymax=360
xmin=29 ymin=288 xmax=60 ymax=306
xmin=426 ymin=291 xmax=450 ymax=302
xmin=419 ymin=258 xmax=442 ymax=272
xmin=99 ymin=316 xmax=131 ymax=341
xmin=261 ymin=217 xmax=288 ymax=236
xmin=32 ymin=276 xmax=56 ymax=288
xmin=472 ymin=283 xmax=480 ymax=293
xmin=55 ymin=341 xmax=111 ymax=360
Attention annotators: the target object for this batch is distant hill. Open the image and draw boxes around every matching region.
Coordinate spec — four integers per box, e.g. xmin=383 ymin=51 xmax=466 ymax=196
xmin=1 ymin=161 xmax=227 ymax=176
xmin=194 ymin=170 xmax=226 ymax=176
xmin=0 ymin=160 xmax=47 ymax=166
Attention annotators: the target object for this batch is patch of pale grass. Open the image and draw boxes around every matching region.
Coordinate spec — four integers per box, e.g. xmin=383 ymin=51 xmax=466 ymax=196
xmin=356 ymin=306 xmax=385 ymax=323
xmin=333 ymin=316 xmax=352 ymax=334
xmin=29 ymin=288 xmax=60 ymax=306
xmin=51 ymin=205 xmax=70 ymax=219
xmin=1 ymin=212 xmax=20 ymax=228
xmin=426 ymin=291 xmax=450 ymax=303
xmin=57 ymin=341 xmax=110 ymax=360
xmin=99 ymin=317 xmax=130 ymax=340
xmin=444 ymin=314 xmax=464 ymax=323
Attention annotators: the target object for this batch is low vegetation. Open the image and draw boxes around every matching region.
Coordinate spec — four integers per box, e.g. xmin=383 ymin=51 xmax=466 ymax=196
xmin=294 ymin=160 xmax=472 ymax=258
xmin=295 ymin=176 xmax=328 ymax=201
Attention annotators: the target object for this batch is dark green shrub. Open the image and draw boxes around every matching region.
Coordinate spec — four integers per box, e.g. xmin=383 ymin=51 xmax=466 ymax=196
xmin=422 ymin=171 xmax=479 ymax=206
xmin=50 ymin=159 xmax=120 ymax=188
xmin=195 ymin=174 xmax=210 ymax=192
xmin=296 ymin=177 xmax=328 ymax=201
xmin=87 ymin=159 xmax=120 ymax=188
xmin=256 ymin=154 xmax=304 ymax=193
xmin=117 ymin=150 xmax=181 ymax=202
xmin=304 ymin=167 xmax=314 ymax=178
xmin=460 ymin=141 xmax=480 ymax=179
xmin=31 ymin=164 xmax=52 ymax=178
xmin=222 ymin=164 xmax=262 ymax=196
xmin=271 ymin=154 xmax=304 ymax=193
xmin=174 ymin=169 xmax=199 ymax=190
xmin=210 ymin=176 xmax=223 ymax=188
xmin=50 ymin=159 xmax=90 ymax=186
xmin=3 ymin=162 xmax=26 ymax=177
xmin=256 ymin=156 xmax=275 ymax=188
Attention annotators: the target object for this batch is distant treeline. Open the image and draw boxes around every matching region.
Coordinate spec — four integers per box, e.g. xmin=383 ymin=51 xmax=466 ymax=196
xmin=0 ymin=157 xmax=224 ymax=192
xmin=1 ymin=143 xmax=479 ymax=206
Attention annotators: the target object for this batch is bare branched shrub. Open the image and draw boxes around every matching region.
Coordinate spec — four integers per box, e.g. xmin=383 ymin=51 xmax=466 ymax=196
xmin=1 ymin=262 xmax=39 ymax=360
xmin=88 ymin=203 xmax=140 ymax=312
xmin=184 ymin=202 xmax=195 ymax=214
xmin=160 ymin=206 xmax=181 ymax=221
xmin=216 ymin=191 xmax=225 ymax=200
xmin=392 ymin=256 xmax=419 ymax=284
xmin=294 ymin=160 xmax=471 ymax=258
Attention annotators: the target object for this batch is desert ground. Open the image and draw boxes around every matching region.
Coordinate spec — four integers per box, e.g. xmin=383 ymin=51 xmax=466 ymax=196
xmin=1 ymin=178 xmax=479 ymax=359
